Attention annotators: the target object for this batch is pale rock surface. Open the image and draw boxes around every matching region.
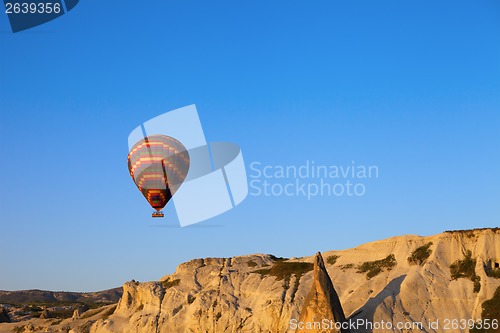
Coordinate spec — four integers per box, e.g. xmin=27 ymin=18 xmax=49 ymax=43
xmin=1 ymin=229 xmax=499 ymax=333
xmin=39 ymin=306 xmax=49 ymax=319
xmin=90 ymin=229 xmax=500 ymax=333
xmin=296 ymin=252 xmax=350 ymax=333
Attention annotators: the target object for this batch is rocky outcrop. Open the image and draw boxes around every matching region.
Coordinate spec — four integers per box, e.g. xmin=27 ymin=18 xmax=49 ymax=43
xmin=296 ymin=253 xmax=350 ymax=333
xmin=90 ymin=255 xmax=303 ymax=333
xmin=90 ymin=228 xmax=500 ymax=333
xmin=0 ymin=308 xmax=10 ymax=323
xmin=1 ymin=229 xmax=500 ymax=333
xmin=39 ymin=305 xmax=50 ymax=319
xmin=72 ymin=304 xmax=90 ymax=319
xmin=76 ymin=229 xmax=499 ymax=333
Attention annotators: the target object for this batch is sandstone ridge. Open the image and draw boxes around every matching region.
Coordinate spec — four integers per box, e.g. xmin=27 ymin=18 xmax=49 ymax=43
xmin=1 ymin=228 xmax=499 ymax=333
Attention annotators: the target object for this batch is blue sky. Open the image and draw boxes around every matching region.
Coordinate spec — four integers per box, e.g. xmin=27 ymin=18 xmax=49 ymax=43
xmin=0 ymin=0 xmax=499 ymax=292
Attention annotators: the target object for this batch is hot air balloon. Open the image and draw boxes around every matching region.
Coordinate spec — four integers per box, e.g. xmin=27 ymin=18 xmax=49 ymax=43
xmin=128 ymin=135 xmax=190 ymax=217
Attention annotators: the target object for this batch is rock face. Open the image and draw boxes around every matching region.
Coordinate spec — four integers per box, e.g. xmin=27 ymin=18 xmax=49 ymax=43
xmin=0 ymin=308 xmax=10 ymax=323
xmin=1 ymin=229 xmax=500 ymax=333
xmin=296 ymin=253 xmax=350 ymax=333
xmin=90 ymin=256 xmax=301 ymax=333
xmin=86 ymin=228 xmax=500 ymax=333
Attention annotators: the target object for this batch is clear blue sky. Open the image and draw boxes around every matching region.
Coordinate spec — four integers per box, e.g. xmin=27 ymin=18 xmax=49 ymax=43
xmin=0 ymin=0 xmax=499 ymax=292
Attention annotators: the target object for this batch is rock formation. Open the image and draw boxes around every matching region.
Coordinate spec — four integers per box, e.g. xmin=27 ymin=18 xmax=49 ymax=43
xmin=90 ymin=228 xmax=500 ymax=333
xmin=72 ymin=304 xmax=90 ymax=319
xmin=296 ymin=252 xmax=350 ymax=333
xmin=39 ymin=305 xmax=50 ymax=319
xmin=1 ymin=228 xmax=499 ymax=333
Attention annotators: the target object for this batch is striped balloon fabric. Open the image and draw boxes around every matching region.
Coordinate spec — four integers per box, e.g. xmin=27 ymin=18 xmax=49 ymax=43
xmin=128 ymin=135 xmax=190 ymax=214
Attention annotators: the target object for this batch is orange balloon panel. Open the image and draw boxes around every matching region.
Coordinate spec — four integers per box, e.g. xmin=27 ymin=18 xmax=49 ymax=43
xmin=128 ymin=135 xmax=190 ymax=211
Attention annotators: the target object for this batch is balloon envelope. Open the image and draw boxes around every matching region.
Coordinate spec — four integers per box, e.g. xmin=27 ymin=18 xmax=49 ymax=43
xmin=128 ymin=135 xmax=190 ymax=212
